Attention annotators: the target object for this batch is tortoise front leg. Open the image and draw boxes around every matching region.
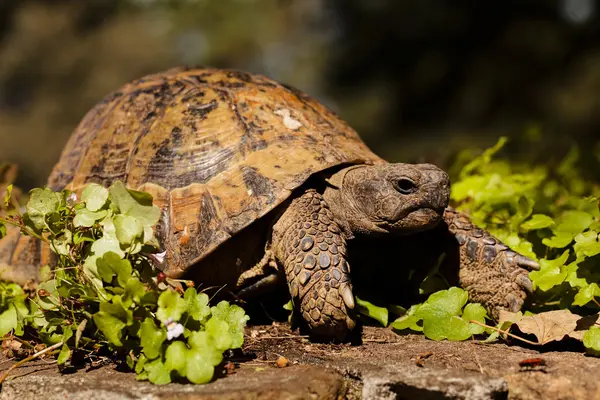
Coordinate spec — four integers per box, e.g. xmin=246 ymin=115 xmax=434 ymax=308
xmin=442 ymin=208 xmax=539 ymax=318
xmin=272 ymin=189 xmax=355 ymax=341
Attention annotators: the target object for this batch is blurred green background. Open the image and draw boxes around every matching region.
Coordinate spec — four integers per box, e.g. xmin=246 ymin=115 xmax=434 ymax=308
xmin=1 ymin=0 xmax=600 ymax=189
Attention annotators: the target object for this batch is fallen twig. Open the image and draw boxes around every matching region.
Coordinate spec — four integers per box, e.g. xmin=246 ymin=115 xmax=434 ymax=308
xmin=249 ymin=335 xmax=309 ymax=340
xmin=469 ymin=320 xmax=540 ymax=346
xmin=0 ymin=342 xmax=63 ymax=384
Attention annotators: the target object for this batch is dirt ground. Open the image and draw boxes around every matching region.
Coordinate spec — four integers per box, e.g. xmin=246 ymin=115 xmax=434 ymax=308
xmin=0 ymin=324 xmax=598 ymax=399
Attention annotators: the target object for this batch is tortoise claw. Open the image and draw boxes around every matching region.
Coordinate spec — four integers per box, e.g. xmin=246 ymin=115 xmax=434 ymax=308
xmin=340 ymin=284 xmax=355 ymax=310
xmin=515 ymin=254 xmax=540 ymax=271
xmin=506 ymin=293 xmax=525 ymax=313
xmin=517 ymin=274 xmax=534 ymax=294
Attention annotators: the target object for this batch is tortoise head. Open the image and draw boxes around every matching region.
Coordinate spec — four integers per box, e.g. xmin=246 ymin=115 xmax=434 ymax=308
xmin=324 ymin=163 xmax=450 ymax=236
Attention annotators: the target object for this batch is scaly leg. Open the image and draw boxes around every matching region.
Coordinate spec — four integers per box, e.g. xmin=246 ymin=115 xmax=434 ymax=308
xmin=272 ymin=189 xmax=355 ymax=340
xmin=442 ymin=208 xmax=539 ymax=318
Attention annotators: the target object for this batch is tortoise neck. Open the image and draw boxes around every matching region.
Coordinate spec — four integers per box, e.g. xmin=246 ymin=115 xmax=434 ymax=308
xmin=323 ymin=165 xmax=385 ymax=239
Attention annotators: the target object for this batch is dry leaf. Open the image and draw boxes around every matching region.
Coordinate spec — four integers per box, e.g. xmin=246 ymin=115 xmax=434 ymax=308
xmin=567 ymin=313 xmax=600 ymax=341
xmin=515 ymin=310 xmax=580 ymax=345
xmin=498 ymin=310 xmax=523 ymax=325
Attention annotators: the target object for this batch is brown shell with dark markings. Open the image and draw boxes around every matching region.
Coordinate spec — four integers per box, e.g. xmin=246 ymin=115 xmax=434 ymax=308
xmin=48 ymin=67 xmax=384 ymax=277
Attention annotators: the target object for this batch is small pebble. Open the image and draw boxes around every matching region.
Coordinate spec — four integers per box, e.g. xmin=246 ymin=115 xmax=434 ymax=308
xmin=276 ymin=356 xmax=289 ymax=368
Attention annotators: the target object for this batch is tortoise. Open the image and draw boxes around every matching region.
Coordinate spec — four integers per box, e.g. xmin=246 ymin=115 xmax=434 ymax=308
xmin=0 ymin=67 xmax=539 ymax=340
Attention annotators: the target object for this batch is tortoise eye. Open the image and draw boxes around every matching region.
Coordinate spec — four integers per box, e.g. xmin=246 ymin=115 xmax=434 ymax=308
xmin=395 ymin=179 xmax=417 ymax=195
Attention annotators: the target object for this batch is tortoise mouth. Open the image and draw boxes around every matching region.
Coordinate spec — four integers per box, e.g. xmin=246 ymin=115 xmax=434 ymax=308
xmin=388 ymin=204 xmax=444 ymax=222
xmin=381 ymin=206 xmax=444 ymax=233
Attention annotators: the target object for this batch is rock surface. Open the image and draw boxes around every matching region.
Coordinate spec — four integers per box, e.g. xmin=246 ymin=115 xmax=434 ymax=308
xmin=1 ymin=325 xmax=599 ymax=400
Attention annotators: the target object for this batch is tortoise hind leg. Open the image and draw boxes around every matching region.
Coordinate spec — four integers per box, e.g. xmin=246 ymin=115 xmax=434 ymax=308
xmin=236 ymin=248 xmax=282 ymax=299
xmin=271 ymin=189 xmax=355 ymax=341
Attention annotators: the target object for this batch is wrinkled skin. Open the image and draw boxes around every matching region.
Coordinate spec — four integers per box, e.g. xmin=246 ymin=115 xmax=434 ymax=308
xmin=240 ymin=162 xmax=539 ymax=341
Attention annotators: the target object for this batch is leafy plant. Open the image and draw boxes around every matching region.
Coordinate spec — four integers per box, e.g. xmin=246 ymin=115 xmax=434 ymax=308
xmin=355 ymin=287 xmax=488 ymax=342
xmin=0 ymin=181 xmax=249 ymax=384
xmin=407 ymin=137 xmax=600 ymax=352
xmin=391 ymin=287 xmax=487 ymax=341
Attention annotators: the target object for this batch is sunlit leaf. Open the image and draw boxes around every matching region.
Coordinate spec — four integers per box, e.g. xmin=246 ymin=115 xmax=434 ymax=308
xmin=140 ymin=317 xmax=167 ymax=360
xmin=109 ymin=181 xmax=160 ymax=228
xmin=583 ymin=326 xmax=600 ymax=356
xmin=521 ymin=214 xmax=555 ymax=231
xmin=529 ymin=250 xmax=570 ymax=291
xmin=114 ymin=214 xmax=143 ymax=246
xmin=82 ymin=183 xmax=109 ymax=212
xmin=26 ymin=188 xmax=60 ymax=230
xmin=156 ymin=289 xmax=187 ymax=324
xmin=356 ymin=296 xmax=388 ymax=327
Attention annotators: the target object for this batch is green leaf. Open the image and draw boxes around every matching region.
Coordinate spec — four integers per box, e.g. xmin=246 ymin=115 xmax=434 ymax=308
xmin=574 ymin=231 xmax=600 ymax=258
xmin=210 ymin=301 xmax=249 ymax=348
xmin=445 ymin=316 xmax=473 ymax=341
xmin=99 ymin=295 xmax=133 ymax=326
xmin=184 ymin=288 xmax=211 ymax=322
xmin=93 ymin=311 xmax=126 ymax=346
xmin=185 ymin=348 xmax=215 ymax=384
xmin=554 ymin=210 xmax=593 ymax=235
xmin=114 ymin=215 xmax=143 ymax=246
xmin=0 ymin=222 xmax=6 ymax=240
xmin=188 ymin=330 xmax=223 ymax=366
xmin=390 ymin=314 xmax=423 ymax=332
xmin=62 ymin=326 xmax=74 ymax=343
xmin=57 ymin=344 xmax=71 ymax=365
xmin=123 ymin=278 xmax=146 ymax=305
xmin=73 ymin=208 xmax=107 ymax=228
xmin=96 ymin=252 xmax=132 ymax=287
xmin=3 ymin=184 xmax=12 ymax=207
xmin=542 ymin=232 xmax=575 ymax=249
xmin=521 ymin=214 xmax=555 ymax=231
xmin=156 ymin=290 xmax=187 ymax=324
xmin=82 ymin=183 xmax=109 ymax=212
xmin=573 ymin=283 xmax=600 ymax=307
xmin=109 ymin=181 xmax=160 ymax=228
xmin=144 ymin=358 xmax=171 ymax=385
xmin=140 ymin=317 xmax=167 ymax=360
xmin=26 ymin=188 xmax=60 ymax=230
xmin=565 ymin=261 xmax=588 ymax=288
xmin=164 ymin=341 xmax=188 ymax=375
xmin=36 ymin=280 xmax=60 ymax=310
xmin=459 ymin=136 xmax=508 ymax=179
xmin=583 ymin=326 xmax=600 ymax=356
xmin=282 ymin=300 xmax=293 ymax=311
xmin=412 ymin=287 xmax=474 ymax=341
xmin=530 ymin=250 xmax=570 ymax=291
xmin=355 ymin=296 xmax=388 ymax=327
xmin=206 ymin=318 xmax=233 ymax=351
xmin=0 ymin=304 xmax=17 ymax=336
xmin=135 ymin=354 xmax=148 ymax=375
xmin=92 ymin=232 xmax=125 ymax=259
xmin=416 ymin=287 xmax=468 ymax=317
xmin=461 ymin=303 xmax=487 ymax=335
xmin=52 ymin=230 xmax=72 ymax=256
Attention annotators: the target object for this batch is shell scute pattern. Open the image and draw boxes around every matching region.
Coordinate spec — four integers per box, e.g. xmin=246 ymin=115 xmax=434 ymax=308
xmin=47 ymin=67 xmax=383 ymax=277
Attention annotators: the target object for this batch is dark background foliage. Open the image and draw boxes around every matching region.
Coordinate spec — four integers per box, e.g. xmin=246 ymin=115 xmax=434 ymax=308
xmin=1 ymin=0 xmax=599 ymax=188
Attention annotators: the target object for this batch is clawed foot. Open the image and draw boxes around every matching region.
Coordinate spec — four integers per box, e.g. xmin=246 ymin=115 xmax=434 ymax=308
xmin=297 ymin=260 xmax=356 ymax=341
xmin=456 ymin=230 xmax=540 ymax=318
xmin=273 ymin=189 xmax=357 ymax=341
xmin=496 ymin=247 xmax=539 ymax=315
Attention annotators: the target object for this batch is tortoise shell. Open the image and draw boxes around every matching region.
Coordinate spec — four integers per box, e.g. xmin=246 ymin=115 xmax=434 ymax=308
xmin=48 ymin=67 xmax=384 ymax=277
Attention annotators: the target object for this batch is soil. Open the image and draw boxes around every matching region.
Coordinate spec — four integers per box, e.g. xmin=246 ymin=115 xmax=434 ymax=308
xmin=0 ymin=324 xmax=598 ymax=400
